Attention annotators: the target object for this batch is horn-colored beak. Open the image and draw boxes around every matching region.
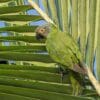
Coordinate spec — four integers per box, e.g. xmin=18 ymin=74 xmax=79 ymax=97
xmin=36 ymin=34 xmax=45 ymax=40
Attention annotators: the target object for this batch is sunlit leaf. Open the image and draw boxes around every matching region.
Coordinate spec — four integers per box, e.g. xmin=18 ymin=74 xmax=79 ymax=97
xmin=0 ymin=5 xmax=32 ymax=14
xmin=0 ymin=26 xmax=37 ymax=33
xmin=86 ymin=0 xmax=97 ymax=69
xmin=0 ymin=15 xmax=42 ymax=22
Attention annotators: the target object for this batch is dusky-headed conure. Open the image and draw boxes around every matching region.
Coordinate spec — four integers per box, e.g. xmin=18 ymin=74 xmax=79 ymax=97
xmin=35 ymin=24 xmax=88 ymax=95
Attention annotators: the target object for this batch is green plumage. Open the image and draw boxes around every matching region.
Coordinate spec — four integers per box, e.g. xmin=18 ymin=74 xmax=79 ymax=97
xmin=35 ymin=25 xmax=86 ymax=95
xmin=46 ymin=26 xmax=83 ymax=70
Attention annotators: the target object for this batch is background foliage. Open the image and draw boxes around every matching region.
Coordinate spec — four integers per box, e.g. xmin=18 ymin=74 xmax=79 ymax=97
xmin=0 ymin=0 xmax=100 ymax=99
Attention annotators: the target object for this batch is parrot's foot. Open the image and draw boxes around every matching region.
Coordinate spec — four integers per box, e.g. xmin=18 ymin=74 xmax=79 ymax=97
xmin=56 ymin=64 xmax=69 ymax=83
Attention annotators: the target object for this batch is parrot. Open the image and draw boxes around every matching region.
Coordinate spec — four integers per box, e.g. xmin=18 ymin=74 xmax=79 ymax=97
xmin=35 ymin=24 xmax=87 ymax=95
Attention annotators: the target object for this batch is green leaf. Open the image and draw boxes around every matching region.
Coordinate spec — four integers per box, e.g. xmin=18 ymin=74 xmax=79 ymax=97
xmin=0 ymin=26 xmax=37 ymax=33
xmin=78 ymin=0 xmax=87 ymax=60
xmin=71 ymin=0 xmax=78 ymax=41
xmin=0 ymin=46 xmax=46 ymax=52
xmin=47 ymin=0 xmax=59 ymax=26
xmin=0 ymin=64 xmax=57 ymax=73
xmin=55 ymin=0 xmax=63 ymax=30
xmin=0 ymin=76 xmax=97 ymax=97
xmin=86 ymin=0 xmax=97 ymax=69
xmin=0 ymin=85 xmax=93 ymax=100
xmin=0 ymin=52 xmax=54 ymax=63
xmin=0 ymin=36 xmax=45 ymax=43
xmin=0 ymin=65 xmax=98 ymax=97
xmin=58 ymin=0 xmax=68 ymax=32
xmin=0 ymin=69 xmax=61 ymax=83
xmin=0 ymin=92 xmax=38 ymax=100
xmin=0 ymin=15 xmax=43 ymax=22
xmin=0 ymin=5 xmax=32 ymax=14
xmin=96 ymin=0 xmax=100 ymax=81
xmin=0 ymin=76 xmax=72 ymax=94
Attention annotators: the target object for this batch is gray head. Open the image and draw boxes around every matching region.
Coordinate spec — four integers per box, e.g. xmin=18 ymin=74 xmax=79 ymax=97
xmin=35 ymin=25 xmax=50 ymax=40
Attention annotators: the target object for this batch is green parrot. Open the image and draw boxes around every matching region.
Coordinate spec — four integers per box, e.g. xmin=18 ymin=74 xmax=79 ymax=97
xmin=35 ymin=24 xmax=87 ymax=95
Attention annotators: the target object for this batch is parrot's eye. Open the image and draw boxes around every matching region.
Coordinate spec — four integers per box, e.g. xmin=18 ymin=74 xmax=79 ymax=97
xmin=35 ymin=25 xmax=50 ymax=40
xmin=40 ymin=29 xmax=45 ymax=33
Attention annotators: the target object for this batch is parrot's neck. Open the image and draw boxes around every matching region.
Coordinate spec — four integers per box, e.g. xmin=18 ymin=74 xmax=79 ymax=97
xmin=47 ymin=25 xmax=60 ymax=39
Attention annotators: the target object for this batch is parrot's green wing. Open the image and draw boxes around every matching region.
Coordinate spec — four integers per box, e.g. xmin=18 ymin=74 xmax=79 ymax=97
xmin=46 ymin=26 xmax=83 ymax=71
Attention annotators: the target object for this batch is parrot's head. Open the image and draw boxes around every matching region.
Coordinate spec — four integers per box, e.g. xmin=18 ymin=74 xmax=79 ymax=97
xmin=35 ymin=25 xmax=50 ymax=40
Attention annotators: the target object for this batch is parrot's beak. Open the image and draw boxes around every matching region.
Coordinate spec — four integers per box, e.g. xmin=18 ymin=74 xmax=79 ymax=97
xmin=36 ymin=33 xmax=45 ymax=40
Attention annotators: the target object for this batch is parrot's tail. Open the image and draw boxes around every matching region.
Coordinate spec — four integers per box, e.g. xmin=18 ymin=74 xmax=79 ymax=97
xmin=79 ymin=62 xmax=100 ymax=96
xmin=73 ymin=62 xmax=100 ymax=95
xmin=73 ymin=62 xmax=87 ymax=75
